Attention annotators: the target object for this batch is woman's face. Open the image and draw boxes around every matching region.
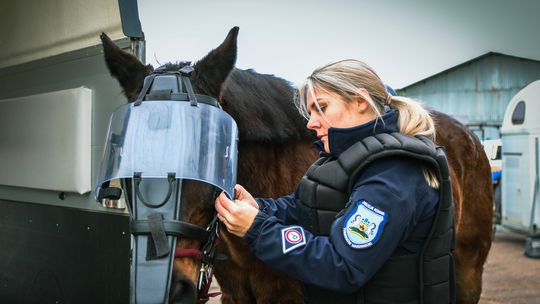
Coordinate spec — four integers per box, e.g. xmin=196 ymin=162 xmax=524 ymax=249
xmin=306 ymin=88 xmax=377 ymax=153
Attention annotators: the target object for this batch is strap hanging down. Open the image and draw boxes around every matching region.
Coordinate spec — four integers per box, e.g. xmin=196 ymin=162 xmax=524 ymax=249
xmin=146 ymin=213 xmax=170 ymax=259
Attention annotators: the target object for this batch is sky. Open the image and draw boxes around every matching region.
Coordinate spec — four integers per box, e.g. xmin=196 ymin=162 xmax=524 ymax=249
xmin=137 ymin=0 xmax=540 ymax=89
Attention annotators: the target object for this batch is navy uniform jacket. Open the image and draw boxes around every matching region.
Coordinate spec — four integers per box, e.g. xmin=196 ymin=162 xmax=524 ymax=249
xmin=244 ymin=110 xmax=439 ymax=293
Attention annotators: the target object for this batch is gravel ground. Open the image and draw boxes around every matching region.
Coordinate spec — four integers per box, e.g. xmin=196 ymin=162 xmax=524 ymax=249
xmin=479 ymin=228 xmax=540 ymax=304
xmin=208 ymin=228 xmax=540 ymax=304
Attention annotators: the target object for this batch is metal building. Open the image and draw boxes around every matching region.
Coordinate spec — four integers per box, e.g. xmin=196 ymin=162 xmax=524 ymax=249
xmin=398 ymin=52 xmax=540 ymax=140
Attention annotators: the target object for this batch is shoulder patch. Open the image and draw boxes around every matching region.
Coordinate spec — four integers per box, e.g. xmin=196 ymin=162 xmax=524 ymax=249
xmin=343 ymin=200 xmax=387 ymax=249
xmin=281 ymin=226 xmax=306 ymax=254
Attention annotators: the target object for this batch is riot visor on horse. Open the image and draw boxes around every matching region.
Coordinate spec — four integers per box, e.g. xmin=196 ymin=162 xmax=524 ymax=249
xmin=94 ymin=66 xmax=239 ymax=303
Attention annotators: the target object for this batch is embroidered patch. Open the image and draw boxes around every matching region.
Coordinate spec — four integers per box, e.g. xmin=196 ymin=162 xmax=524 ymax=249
xmin=342 ymin=200 xmax=387 ymax=249
xmin=281 ymin=226 xmax=306 ymax=254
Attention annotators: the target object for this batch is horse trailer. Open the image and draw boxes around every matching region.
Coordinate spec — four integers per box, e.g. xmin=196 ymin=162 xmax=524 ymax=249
xmin=500 ymin=80 xmax=540 ymax=257
xmin=0 ymin=0 xmax=145 ymax=302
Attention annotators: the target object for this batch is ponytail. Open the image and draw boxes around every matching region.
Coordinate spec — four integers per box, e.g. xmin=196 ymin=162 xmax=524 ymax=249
xmin=389 ymin=96 xmax=436 ymax=141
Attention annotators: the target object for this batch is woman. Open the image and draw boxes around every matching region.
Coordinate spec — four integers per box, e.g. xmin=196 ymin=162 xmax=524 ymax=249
xmin=215 ymin=59 xmax=454 ymax=304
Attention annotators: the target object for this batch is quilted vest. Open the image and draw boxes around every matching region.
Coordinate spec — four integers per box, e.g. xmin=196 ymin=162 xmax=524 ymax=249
xmin=297 ymin=132 xmax=456 ymax=304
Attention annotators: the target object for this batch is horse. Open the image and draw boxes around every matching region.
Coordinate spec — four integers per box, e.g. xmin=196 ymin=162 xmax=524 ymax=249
xmin=100 ymin=27 xmax=493 ymax=304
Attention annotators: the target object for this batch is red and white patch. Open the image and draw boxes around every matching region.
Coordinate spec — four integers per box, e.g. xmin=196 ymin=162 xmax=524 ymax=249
xmin=285 ymin=229 xmax=303 ymax=244
xmin=281 ymin=226 xmax=306 ymax=254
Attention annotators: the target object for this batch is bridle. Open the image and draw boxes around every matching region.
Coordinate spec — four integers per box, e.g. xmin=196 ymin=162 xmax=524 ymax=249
xmin=174 ymin=215 xmax=222 ymax=303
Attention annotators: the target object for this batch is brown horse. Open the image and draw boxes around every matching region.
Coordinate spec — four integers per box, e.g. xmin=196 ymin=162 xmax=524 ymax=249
xmin=101 ymin=27 xmax=492 ymax=304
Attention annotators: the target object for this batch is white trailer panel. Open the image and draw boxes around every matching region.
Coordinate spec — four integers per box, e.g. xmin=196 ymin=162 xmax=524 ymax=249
xmin=0 ymin=87 xmax=92 ymax=194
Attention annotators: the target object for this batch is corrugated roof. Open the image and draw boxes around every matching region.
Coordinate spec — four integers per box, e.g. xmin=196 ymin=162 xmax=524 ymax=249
xmin=399 ymin=52 xmax=540 ymax=90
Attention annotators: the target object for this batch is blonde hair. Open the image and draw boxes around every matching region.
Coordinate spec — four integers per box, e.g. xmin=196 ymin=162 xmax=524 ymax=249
xmin=295 ymin=59 xmax=439 ymax=188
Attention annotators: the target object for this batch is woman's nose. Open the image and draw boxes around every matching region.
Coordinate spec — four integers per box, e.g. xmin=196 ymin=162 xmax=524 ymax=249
xmin=306 ymin=115 xmax=319 ymax=130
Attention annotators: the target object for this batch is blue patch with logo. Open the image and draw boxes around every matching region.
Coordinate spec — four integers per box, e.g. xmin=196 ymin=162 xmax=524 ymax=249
xmin=343 ymin=200 xmax=387 ymax=249
xmin=281 ymin=226 xmax=306 ymax=254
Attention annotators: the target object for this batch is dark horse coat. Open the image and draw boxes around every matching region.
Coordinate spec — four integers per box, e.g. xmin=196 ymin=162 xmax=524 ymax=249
xmin=101 ymin=27 xmax=493 ymax=304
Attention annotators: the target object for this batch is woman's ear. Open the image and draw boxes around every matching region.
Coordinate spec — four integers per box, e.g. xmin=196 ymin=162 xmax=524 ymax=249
xmin=355 ymin=88 xmax=372 ymax=113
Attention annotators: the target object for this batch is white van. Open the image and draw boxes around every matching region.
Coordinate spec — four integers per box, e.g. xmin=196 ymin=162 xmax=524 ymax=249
xmin=500 ymin=80 xmax=540 ymax=256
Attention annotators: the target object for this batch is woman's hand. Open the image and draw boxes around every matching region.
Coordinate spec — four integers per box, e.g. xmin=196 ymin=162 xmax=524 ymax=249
xmin=234 ymin=184 xmax=258 ymax=209
xmin=215 ymin=184 xmax=259 ymax=237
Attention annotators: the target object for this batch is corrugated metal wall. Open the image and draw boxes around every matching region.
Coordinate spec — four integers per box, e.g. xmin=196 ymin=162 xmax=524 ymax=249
xmin=398 ymin=53 xmax=540 ymax=140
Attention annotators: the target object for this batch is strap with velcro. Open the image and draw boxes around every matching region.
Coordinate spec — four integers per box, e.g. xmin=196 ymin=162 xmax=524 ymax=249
xmin=131 ymin=217 xmax=211 ymax=243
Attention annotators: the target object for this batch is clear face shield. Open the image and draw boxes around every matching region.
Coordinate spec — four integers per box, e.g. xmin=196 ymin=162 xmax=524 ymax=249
xmin=94 ymin=67 xmax=238 ymax=303
xmin=94 ymin=100 xmax=238 ymax=201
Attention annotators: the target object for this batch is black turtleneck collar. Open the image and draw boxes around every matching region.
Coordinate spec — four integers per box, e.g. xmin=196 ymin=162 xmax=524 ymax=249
xmin=314 ymin=110 xmax=399 ymax=157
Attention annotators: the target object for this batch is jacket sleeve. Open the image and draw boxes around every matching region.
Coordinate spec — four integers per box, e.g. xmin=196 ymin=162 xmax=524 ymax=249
xmin=255 ymin=193 xmax=299 ymax=225
xmin=244 ymin=163 xmax=422 ymax=293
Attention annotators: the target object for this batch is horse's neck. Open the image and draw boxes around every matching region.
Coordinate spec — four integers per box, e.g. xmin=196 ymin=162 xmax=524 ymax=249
xmin=237 ymin=140 xmax=318 ymax=198
xmin=223 ymin=69 xmax=318 ymax=196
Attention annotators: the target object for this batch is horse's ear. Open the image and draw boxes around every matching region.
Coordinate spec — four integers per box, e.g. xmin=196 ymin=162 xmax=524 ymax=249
xmin=193 ymin=27 xmax=239 ymax=97
xmin=100 ymin=32 xmax=154 ymax=101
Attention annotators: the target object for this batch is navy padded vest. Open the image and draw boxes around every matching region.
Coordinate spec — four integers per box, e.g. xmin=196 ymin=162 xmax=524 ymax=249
xmin=297 ymin=133 xmax=456 ymax=304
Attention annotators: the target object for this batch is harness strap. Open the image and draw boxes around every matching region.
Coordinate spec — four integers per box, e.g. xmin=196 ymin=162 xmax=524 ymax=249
xmin=170 ymin=92 xmax=220 ymax=107
xmin=131 ymin=219 xmax=211 ymax=243
xmin=182 ymin=75 xmax=198 ymax=107
xmin=134 ymin=74 xmax=157 ymax=106
xmin=146 ymin=213 xmax=170 ymax=259
xmin=175 ymin=248 xmax=203 ymax=260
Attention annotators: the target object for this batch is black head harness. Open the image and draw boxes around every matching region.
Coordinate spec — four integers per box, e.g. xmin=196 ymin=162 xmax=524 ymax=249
xmin=95 ymin=65 xmax=238 ymax=303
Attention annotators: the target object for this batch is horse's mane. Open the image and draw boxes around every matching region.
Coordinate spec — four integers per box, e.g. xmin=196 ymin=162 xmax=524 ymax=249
xmin=156 ymin=63 xmax=314 ymax=144
xmin=222 ymin=68 xmax=315 ymax=144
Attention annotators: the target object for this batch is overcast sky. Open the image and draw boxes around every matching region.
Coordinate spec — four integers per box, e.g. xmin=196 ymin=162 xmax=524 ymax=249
xmin=138 ymin=0 xmax=540 ymax=89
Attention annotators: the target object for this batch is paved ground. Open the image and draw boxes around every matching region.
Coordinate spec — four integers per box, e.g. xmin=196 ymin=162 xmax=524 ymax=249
xmin=479 ymin=228 xmax=540 ymax=304
xmin=209 ymin=228 xmax=540 ymax=304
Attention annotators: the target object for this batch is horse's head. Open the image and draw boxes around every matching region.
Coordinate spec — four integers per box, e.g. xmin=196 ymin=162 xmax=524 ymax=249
xmin=101 ymin=27 xmax=239 ymax=304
